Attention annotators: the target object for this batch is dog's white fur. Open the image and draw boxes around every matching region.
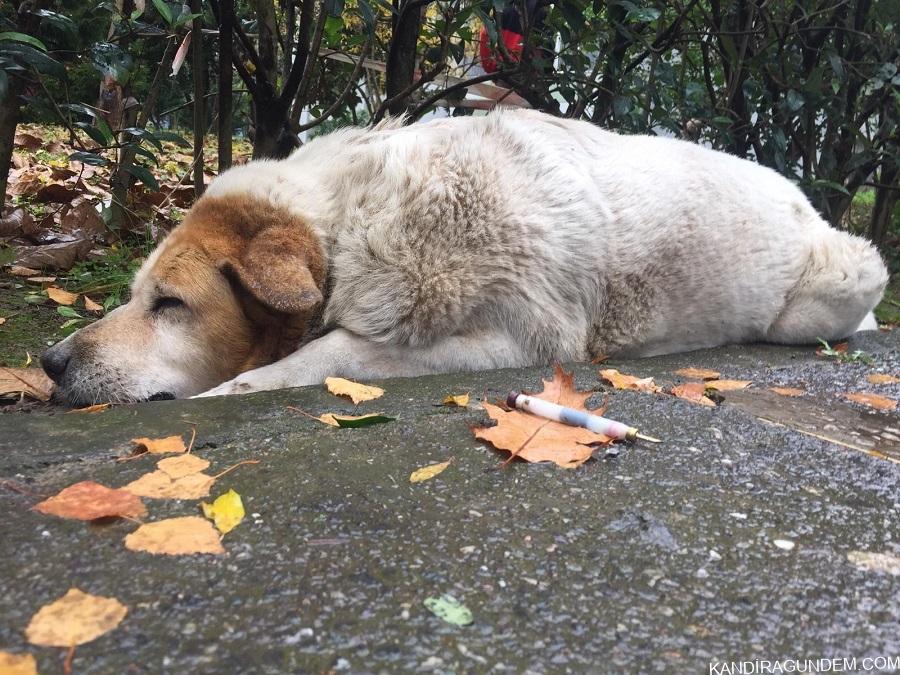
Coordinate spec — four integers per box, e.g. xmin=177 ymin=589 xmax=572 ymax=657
xmin=197 ymin=109 xmax=886 ymax=397
xmin=46 ymin=110 xmax=888 ymax=402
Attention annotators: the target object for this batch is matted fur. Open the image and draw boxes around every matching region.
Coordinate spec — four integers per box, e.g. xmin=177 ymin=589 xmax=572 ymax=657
xmin=42 ymin=109 xmax=888 ymax=404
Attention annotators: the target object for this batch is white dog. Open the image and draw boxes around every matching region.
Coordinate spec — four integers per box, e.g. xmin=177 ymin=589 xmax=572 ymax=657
xmin=41 ymin=110 xmax=887 ymax=405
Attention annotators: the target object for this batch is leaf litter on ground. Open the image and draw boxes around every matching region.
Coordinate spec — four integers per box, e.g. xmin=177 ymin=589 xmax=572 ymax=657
xmin=599 ymin=368 xmax=662 ymax=393
xmin=25 ymin=588 xmax=127 ymax=647
xmin=0 ymin=651 xmax=37 ymax=675
xmin=424 ymin=594 xmax=473 ymax=626
xmin=442 ymin=393 xmax=470 ymax=407
xmin=202 ymin=489 xmax=245 ymax=534
xmin=473 ymin=365 xmax=612 ymax=468
xmin=410 ymin=459 xmax=452 ymax=483
xmin=124 ymin=516 xmax=225 ymax=555
xmin=843 ymin=392 xmax=897 ymax=411
xmin=33 ymin=481 xmax=147 ymax=521
xmin=287 ymin=406 xmax=395 ymax=428
xmin=0 ymin=367 xmax=54 ymax=401
xmin=122 ymin=455 xmax=214 ymax=499
xmin=324 ymin=377 xmax=385 ymax=404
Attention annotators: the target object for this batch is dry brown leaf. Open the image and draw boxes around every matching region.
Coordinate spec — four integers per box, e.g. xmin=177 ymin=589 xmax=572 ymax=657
xmin=705 ymin=379 xmax=752 ymax=391
xmin=443 ymin=393 xmax=470 ymax=407
xmin=0 ymin=317 xmax=5 ymax=326
xmin=867 ymin=373 xmax=900 ymax=385
xmin=33 ymin=481 xmax=147 ymax=521
xmin=83 ymin=296 xmax=103 ymax=313
xmin=675 ymin=367 xmax=721 ymax=380
xmin=843 ymin=392 xmax=897 ymax=411
xmin=671 ymin=382 xmax=717 ymax=407
xmin=26 ymin=276 xmax=57 ymax=284
xmin=124 ymin=516 xmax=225 ymax=555
xmin=157 ymin=454 xmax=210 ymax=479
xmin=410 ymin=459 xmax=452 ymax=483
xmin=0 ymin=651 xmax=37 ymax=675
xmin=25 ymin=588 xmax=127 ymax=647
xmin=599 ymin=368 xmax=662 ymax=393
xmin=123 ymin=471 xmax=214 ymax=499
xmin=46 ymin=286 xmax=78 ymax=306
xmin=770 ymin=386 xmax=805 ymax=397
xmin=130 ymin=435 xmax=187 ymax=455
xmin=473 ymin=365 xmax=611 ymax=469
xmin=0 ymin=367 xmax=54 ymax=401
xmin=817 ymin=341 xmax=848 ymax=355
xmin=324 ymin=377 xmax=385 ymax=404
xmin=314 ymin=412 xmax=390 ymax=427
xmin=68 ymin=402 xmax=110 ymax=414
xmin=7 ymin=265 xmax=40 ymax=276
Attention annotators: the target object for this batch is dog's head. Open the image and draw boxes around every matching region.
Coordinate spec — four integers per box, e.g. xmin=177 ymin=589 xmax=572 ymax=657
xmin=41 ymin=195 xmax=326 ymax=406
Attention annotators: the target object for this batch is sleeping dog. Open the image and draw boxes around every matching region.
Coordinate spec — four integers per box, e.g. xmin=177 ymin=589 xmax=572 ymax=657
xmin=41 ymin=109 xmax=888 ymax=405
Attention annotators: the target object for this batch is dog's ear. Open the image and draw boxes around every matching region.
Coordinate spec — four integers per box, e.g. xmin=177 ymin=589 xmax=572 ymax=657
xmin=221 ymin=226 xmax=324 ymax=314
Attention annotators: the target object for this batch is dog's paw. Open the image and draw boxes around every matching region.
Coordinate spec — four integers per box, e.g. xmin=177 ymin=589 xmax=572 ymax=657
xmin=193 ymin=377 xmax=263 ymax=398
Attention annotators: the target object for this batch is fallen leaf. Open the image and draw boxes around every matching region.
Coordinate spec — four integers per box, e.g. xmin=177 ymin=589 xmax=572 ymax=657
xmin=7 ymin=265 xmax=40 ymax=276
xmin=157 ymin=454 xmax=210 ymax=479
xmin=14 ymin=239 xmax=93 ymax=272
xmin=424 ymin=594 xmax=473 ymax=626
xmin=0 ymin=651 xmax=37 ymax=675
xmin=473 ymin=365 xmax=611 ymax=468
xmin=324 ymin=377 xmax=385 ymax=404
xmin=443 ymin=393 xmax=470 ymax=407
xmin=130 ymin=435 xmax=187 ymax=454
xmin=867 ymin=373 xmax=900 ymax=385
xmin=0 ymin=207 xmax=35 ymax=238
xmin=671 ymin=382 xmax=717 ymax=406
xmin=14 ymin=132 xmax=42 ymax=150
xmin=34 ymin=183 xmax=80 ymax=204
xmin=123 ymin=455 xmax=214 ymax=499
xmin=675 ymin=367 xmax=720 ymax=380
xmin=68 ymin=402 xmax=110 ymax=414
xmin=46 ymin=286 xmax=78 ymax=306
xmin=770 ymin=386 xmax=805 ymax=397
xmin=124 ymin=516 xmax=225 ymax=555
xmin=846 ymin=550 xmax=900 ymax=575
xmin=59 ymin=201 xmax=105 ymax=238
xmin=599 ymin=368 xmax=662 ymax=393
xmin=201 ymin=489 xmax=245 ymax=534
xmin=410 ymin=459 xmax=451 ymax=483
xmin=0 ymin=367 xmax=54 ymax=401
xmin=33 ymin=481 xmax=147 ymax=521
xmin=26 ymin=276 xmax=57 ymax=284
xmin=325 ymin=413 xmax=395 ymax=428
xmin=25 ymin=588 xmax=127 ymax=647
xmin=0 ymin=317 xmax=5 ymax=325
xmin=843 ymin=392 xmax=897 ymax=411
xmin=83 ymin=296 xmax=103 ymax=313
xmin=816 ymin=340 xmax=850 ymax=357
xmin=705 ymin=379 xmax=752 ymax=391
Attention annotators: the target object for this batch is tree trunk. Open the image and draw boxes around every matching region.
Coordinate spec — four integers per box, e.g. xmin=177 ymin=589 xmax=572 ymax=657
xmin=870 ymin=162 xmax=899 ymax=246
xmin=0 ymin=78 xmax=25 ymax=208
xmin=192 ymin=0 xmax=206 ymax=197
xmin=385 ymin=0 xmax=426 ymax=117
xmin=217 ymin=0 xmax=234 ymax=171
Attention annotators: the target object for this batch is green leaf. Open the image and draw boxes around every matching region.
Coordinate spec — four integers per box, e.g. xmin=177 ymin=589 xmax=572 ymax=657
xmin=152 ymin=0 xmax=174 ymax=25
xmin=785 ymin=89 xmax=804 ymax=112
xmin=174 ymin=12 xmax=202 ymax=27
xmin=424 ymin=595 xmax=473 ymax=626
xmin=0 ymin=43 xmax=65 ymax=79
xmin=91 ymin=42 xmax=133 ymax=82
xmin=57 ymin=306 xmax=83 ymax=319
xmin=35 ymin=10 xmax=78 ymax=38
xmin=123 ymin=163 xmax=160 ymax=191
xmin=333 ymin=414 xmax=395 ymax=428
xmin=69 ymin=151 xmax=109 ymax=166
xmin=0 ymin=32 xmax=48 ymax=52
xmin=75 ymin=121 xmax=113 ymax=146
xmin=122 ymin=127 xmax=163 ymax=151
xmin=149 ymin=130 xmax=190 ymax=147
xmin=356 ymin=0 xmax=375 ymax=30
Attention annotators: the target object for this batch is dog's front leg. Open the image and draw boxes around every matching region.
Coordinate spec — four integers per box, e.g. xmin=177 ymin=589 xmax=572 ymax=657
xmin=194 ymin=328 xmax=528 ymax=397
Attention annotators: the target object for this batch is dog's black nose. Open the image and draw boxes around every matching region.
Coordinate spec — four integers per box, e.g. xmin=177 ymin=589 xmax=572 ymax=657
xmin=41 ymin=342 xmax=72 ymax=383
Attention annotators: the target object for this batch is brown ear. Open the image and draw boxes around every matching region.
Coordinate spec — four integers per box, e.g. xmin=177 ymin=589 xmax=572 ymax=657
xmin=221 ymin=226 xmax=324 ymax=314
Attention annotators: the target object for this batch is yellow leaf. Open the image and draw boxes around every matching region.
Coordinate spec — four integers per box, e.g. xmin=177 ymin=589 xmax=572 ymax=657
xmin=25 ymin=588 xmax=127 ymax=647
xmin=67 ymin=402 xmax=110 ymax=414
xmin=123 ymin=471 xmax=214 ymax=499
xmin=443 ymin=393 xmax=470 ymax=407
xmin=157 ymin=454 xmax=210 ymax=479
xmin=410 ymin=459 xmax=452 ymax=483
xmin=867 ymin=373 xmax=900 ymax=385
xmin=324 ymin=377 xmax=385 ymax=404
xmin=843 ymin=392 xmax=897 ymax=411
xmin=124 ymin=516 xmax=225 ymax=555
xmin=599 ymin=368 xmax=662 ymax=393
xmin=0 ymin=651 xmax=37 ymax=675
xmin=705 ymin=379 xmax=752 ymax=391
xmin=201 ymin=489 xmax=245 ymax=534
xmin=130 ymin=435 xmax=187 ymax=454
xmin=46 ymin=286 xmax=78 ymax=306
xmin=83 ymin=295 xmax=103 ymax=312
xmin=770 ymin=386 xmax=805 ymax=397
xmin=675 ymin=367 xmax=720 ymax=380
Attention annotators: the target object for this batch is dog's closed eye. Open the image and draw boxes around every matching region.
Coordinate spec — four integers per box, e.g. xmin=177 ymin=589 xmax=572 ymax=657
xmin=151 ymin=296 xmax=186 ymax=313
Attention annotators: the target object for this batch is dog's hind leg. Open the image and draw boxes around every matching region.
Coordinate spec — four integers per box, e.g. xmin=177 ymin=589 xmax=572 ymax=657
xmin=195 ymin=328 xmax=529 ymax=397
xmin=766 ymin=229 xmax=887 ymax=344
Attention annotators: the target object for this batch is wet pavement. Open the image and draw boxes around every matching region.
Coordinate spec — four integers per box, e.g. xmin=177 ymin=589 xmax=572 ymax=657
xmin=1 ymin=332 xmax=899 ymax=673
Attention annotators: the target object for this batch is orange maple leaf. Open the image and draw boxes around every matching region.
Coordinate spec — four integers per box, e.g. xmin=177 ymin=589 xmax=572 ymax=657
xmin=473 ymin=366 xmax=612 ymax=469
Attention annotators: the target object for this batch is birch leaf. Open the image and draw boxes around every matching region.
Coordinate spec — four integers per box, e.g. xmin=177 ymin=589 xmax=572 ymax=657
xmin=25 ymin=588 xmax=127 ymax=647
xmin=443 ymin=393 xmax=470 ymax=407
xmin=124 ymin=516 xmax=225 ymax=555
xmin=0 ymin=652 xmax=37 ymax=675
xmin=324 ymin=377 xmax=384 ymax=404
xmin=130 ymin=435 xmax=187 ymax=455
xmin=33 ymin=481 xmax=147 ymax=521
xmin=46 ymin=286 xmax=78 ymax=306
xmin=201 ymin=489 xmax=245 ymax=534
xmin=410 ymin=459 xmax=451 ymax=483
